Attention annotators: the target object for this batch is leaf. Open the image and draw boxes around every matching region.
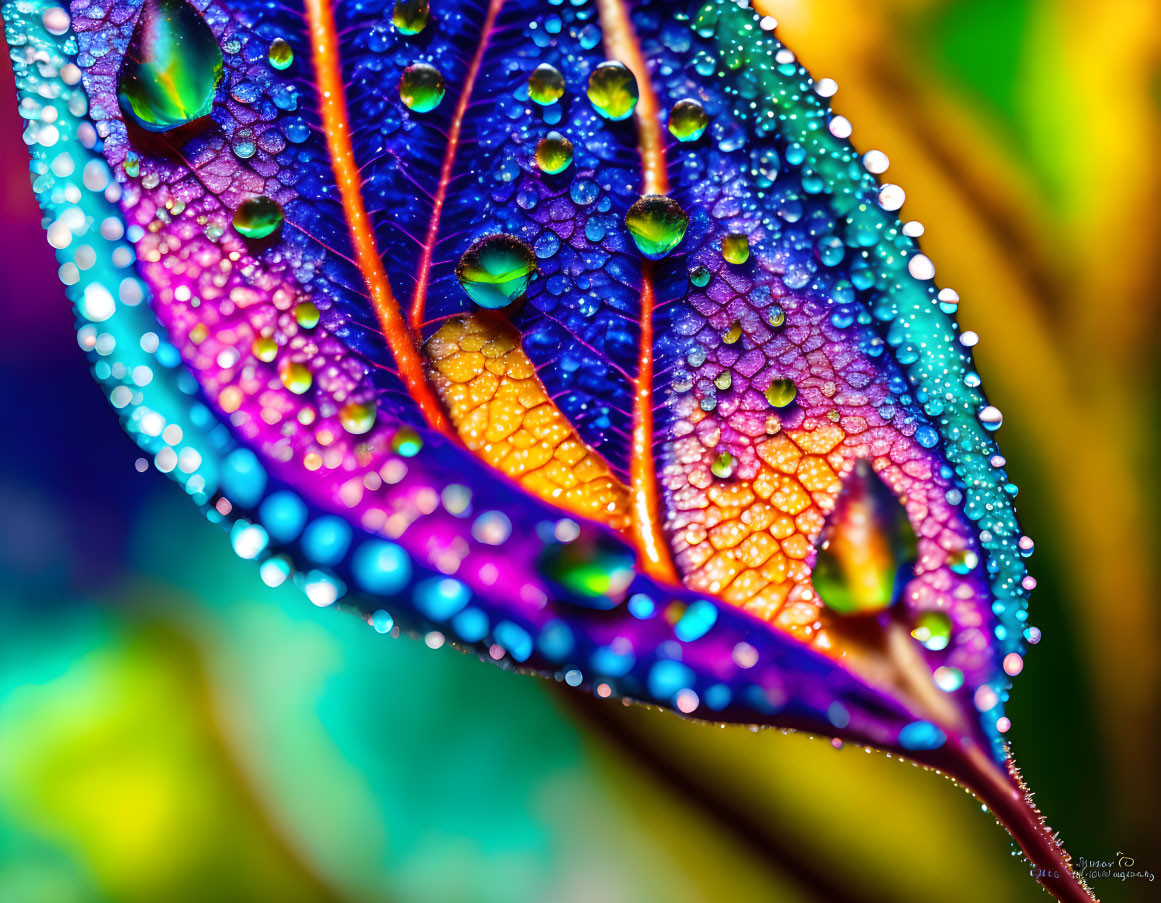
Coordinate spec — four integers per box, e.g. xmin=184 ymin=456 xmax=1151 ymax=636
xmin=3 ymin=0 xmax=1093 ymax=898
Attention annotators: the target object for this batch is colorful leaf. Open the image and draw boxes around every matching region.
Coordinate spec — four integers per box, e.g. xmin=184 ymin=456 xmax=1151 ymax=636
xmin=2 ymin=0 xmax=1094 ymax=898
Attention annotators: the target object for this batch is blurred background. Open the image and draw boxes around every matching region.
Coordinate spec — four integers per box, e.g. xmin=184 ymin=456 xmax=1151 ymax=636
xmin=2 ymin=0 xmax=1159 ymax=900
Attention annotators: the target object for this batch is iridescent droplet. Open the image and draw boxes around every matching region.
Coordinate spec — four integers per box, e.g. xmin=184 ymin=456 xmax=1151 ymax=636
xmin=339 ymin=401 xmax=376 ymax=435
xmin=267 ymin=37 xmax=293 ymax=70
xmin=586 ymin=61 xmax=638 ymax=121
xmin=911 ymin=611 xmax=953 ymax=651
xmin=535 ymin=131 xmax=573 ymax=174
xmin=690 ymin=265 xmax=711 ymax=287
xmin=456 ymin=234 xmax=537 ymax=309
xmin=528 ymin=63 xmax=565 ymax=105
xmin=392 ymin=426 xmax=423 ymax=457
xmin=722 ymin=232 xmax=750 ymax=264
xmin=295 ymin=300 xmax=319 ymax=329
xmin=393 ymin=0 xmax=429 ymax=35
xmin=399 ymin=62 xmax=445 ymax=113
xmin=624 ymin=195 xmax=688 ymax=259
xmin=722 ymin=321 xmax=742 ymax=345
xmin=814 ymin=460 xmax=919 ymax=614
xmin=768 ymin=304 xmax=786 ymax=327
xmin=668 ymin=98 xmax=709 ymax=142
xmin=117 ymin=0 xmax=223 ymax=132
xmin=714 ymin=371 xmax=732 ymax=391
xmin=280 ymin=360 xmax=312 ymax=394
xmin=233 ymin=196 xmax=284 ymax=239
xmin=538 ymin=532 xmax=635 ymax=605
xmin=711 ymin=452 xmax=735 ymax=479
xmin=947 ymin=548 xmax=979 ymax=575
xmin=765 ymin=378 xmax=796 ymax=408
xmin=251 ymin=335 xmax=277 ymax=362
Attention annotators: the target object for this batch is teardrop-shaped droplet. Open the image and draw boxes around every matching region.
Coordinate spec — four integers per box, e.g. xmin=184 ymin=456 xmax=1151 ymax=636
xmin=624 ymin=195 xmax=688 ymax=259
xmin=813 ymin=460 xmax=919 ymax=615
xmin=668 ymin=98 xmax=709 ymax=142
xmin=765 ymin=378 xmax=796 ymax=408
xmin=711 ymin=452 xmax=735 ymax=478
xmin=233 ymin=196 xmax=284 ymax=239
xmin=267 ymin=37 xmax=293 ymax=70
xmin=528 ymin=63 xmax=565 ymax=105
xmin=586 ymin=61 xmax=638 ymax=121
xmin=399 ymin=62 xmax=445 ymax=113
xmin=722 ymin=232 xmax=750 ymax=264
xmin=117 ymin=0 xmax=223 ymax=133
xmin=393 ymin=0 xmax=430 ymax=35
xmin=535 ymin=131 xmax=573 ymax=174
xmin=456 ymin=234 xmax=537 ymax=309
xmin=689 ymin=265 xmax=711 ymax=287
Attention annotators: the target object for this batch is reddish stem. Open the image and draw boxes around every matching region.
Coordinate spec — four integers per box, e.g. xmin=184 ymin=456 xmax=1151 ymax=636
xmin=937 ymin=739 xmax=1096 ymax=903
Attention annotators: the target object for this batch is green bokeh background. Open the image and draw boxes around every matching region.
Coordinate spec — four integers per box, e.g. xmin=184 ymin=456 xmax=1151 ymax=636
xmin=1 ymin=1 xmax=1158 ymax=900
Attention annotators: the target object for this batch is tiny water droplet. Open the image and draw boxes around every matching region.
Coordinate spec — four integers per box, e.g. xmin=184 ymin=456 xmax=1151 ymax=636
xmin=528 ymin=63 xmax=565 ymax=105
xmin=267 ymin=37 xmax=293 ymax=70
xmin=722 ymin=232 xmax=750 ymax=264
xmin=668 ymin=98 xmax=709 ymax=142
xmin=233 ymin=196 xmax=284 ymax=239
xmin=624 ymin=195 xmax=688 ymax=259
xmin=393 ymin=0 xmax=429 ymax=35
xmin=399 ymin=62 xmax=445 ymax=112
xmin=456 ymin=234 xmax=537 ymax=309
xmin=535 ymin=130 xmax=573 ymax=174
xmin=587 ymin=61 xmax=638 ymax=121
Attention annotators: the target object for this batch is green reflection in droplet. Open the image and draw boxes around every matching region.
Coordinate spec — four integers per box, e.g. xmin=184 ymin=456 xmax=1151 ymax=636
xmin=912 ymin=611 xmax=953 ymax=651
xmin=535 ymin=131 xmax=573 ymax=174
xmin=233 ymin=196 xmax=284 ymax=239
xmin=267 ymin=37 xmax=293 ymax=70
xmin=117 ymin=0 xmax=223 ymax=133
xmin=528 ymin=63 xmax=565 ymax=105
xmin=668 ymin=98 xmax=709 ymax=142
xmin=722 ymin=232 xmax=750 ymax=264
xmin=624 ymin=195 xmax=688 ymax=260
xmin=586 ymin=61 xmax=638 ymax=121
xmin=393 ymin=0 xmax=430 ymax=35
xmin=456 ymin=234 xmax=538 ymax=309
xmin=765 ymin=378 xmax=797 ymax=408
xmin=690 ymin=265 xmax=711 ymax=287
xmin=399 ymin=62 xmax=445 ymax=113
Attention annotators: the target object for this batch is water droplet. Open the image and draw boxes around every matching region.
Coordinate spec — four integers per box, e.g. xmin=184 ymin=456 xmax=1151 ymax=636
xmin=339 ymin=401 xmax=376 ymax=435
xmin=765 ymin=378 xmax=796 ymax=408
xmin=294 ymin=300 xmax=319 ymax=329
xmin=267 ymin=37 xmax=293 ymax=70
xmin=399 ymin=62 xmax=445 ymax=113
xmin=392 ymin=426 xmax=422 ymax=457
xmin=911 ymin=611 xmax=953 ymax=651
xmin=455 ymin=233 xmax=537 ymax=309
xmin=714 ymin=371 xmax=732 ymax=391
xmin=689 ymin=265 xmax=711 ymax=287
xmin=814 ymin=460 xmax=919 ymax=614
xmin=393 ymin=0 xmax=429 ymax=35
xmin=251 ymin=335 xmax=277 ymax=362
xmin=978 ymin=405 xmax=1003 ymax=431
xmin=528 ymin=62 xmax=565 ymax=105
xmin=767 ymin=304 xmax=785 ymax=327
xmin=711 ymin=452 xmax=735 ymax=479
xmin=722 ymin=232 xmax=750 ymax=264
xmin=538 ymin=532 xmax=635 ymax=605
xmin=279 ymin=360 xmax=312 ymax=394
xmin=233 ymin=196 xmax=284 ymax=239
xmin=535 ymin=130 xmax=573 ymax=174
xmin=668 ymin=98 xmax=709 ymax=142
xmin=947 ymin=548 xmax=979 ymax=575
xmin=117 ymin=0 xmax=223 ymax=132
xmin=722 ymin=321 xmax=742 ymax=344
xmin=624 ymin=195 xmax=688 ymax=259
xmin=587 ymin=61 xmax=638 ymax=121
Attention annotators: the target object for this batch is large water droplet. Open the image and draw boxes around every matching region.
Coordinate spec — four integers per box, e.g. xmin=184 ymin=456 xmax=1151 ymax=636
xmin=535 ymin=131 xmax=573 ymax=174
xmin=117 ymin=0 xmax=223 ymax=133
xmin=765 ymin=378 xmax=796 ymax=408
xmin=399 ymin=62 xmax=445 ymax=113
xmin=233 ymin=196 xmax=284 ymax=239
xmin=393 ymin=0 xmax=430 ymax=35
xmin=528 ymin=63 xmax=565 ymax=105
xmin=456 ymin=234 xmax=537 ymax=308
xmin=668 ymin=98 xmax=709 ymax=142
xmin=587 ymin=61 xmax=638 ymax=121
xmin=813 ymin=460 xmax=919 ymax=614
xmin=624 ymin=195 xmax=688 ymax=259
xmin=911 ymin=611 xmax=953 ymax=651
xmin=267 ymin=37 xmax=293 ymax=70
xmin=722 ymin=232 xmax=750 ymax=264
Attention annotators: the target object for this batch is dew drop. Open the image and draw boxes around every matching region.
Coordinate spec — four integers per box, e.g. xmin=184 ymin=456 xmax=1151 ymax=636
xmin=587 ymin=61 xmax=638 ymax=121
xmin=528 ymin=63 xmax=565 ymax=105
xmin=267 ymin=37 xmax=293 ymax=70
xmin=765 ymin=378 xmax=796 ymax=408
xmin=339 ymin=401 xmax=376 ymax=435
xmin=668 ymin=98 xmax=709 ymax=142
xmin=721 ymin=232 xmax=749 ymax=264
xmin=911 ymin=611 xmax=953 ymax=651
xmin=399 ymin=62 xmax=445 ymax=112
xmin=767 ymin=304 xmax=786 ymax=327
xmin=279 ymin=360 xmax=312 ymax=394
xmin=455 ymin=233 xmax=537 ymax=309
xmin=233 ymin=196 xmax=284 ymax=239
xmin=624 ymin=195 xmax=688 ymax=259
xmin=117 ymin=0 xmax=223 ymax=132
xmin=689 ymin=264 xmax=711 ymax=287
xmin=535 ymin=130 xmax=573 ymax=174
xmin=393 ymin=0 xmax=429 ymax=35
xmin=711 ymin=452 xmax=735 ymax=479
